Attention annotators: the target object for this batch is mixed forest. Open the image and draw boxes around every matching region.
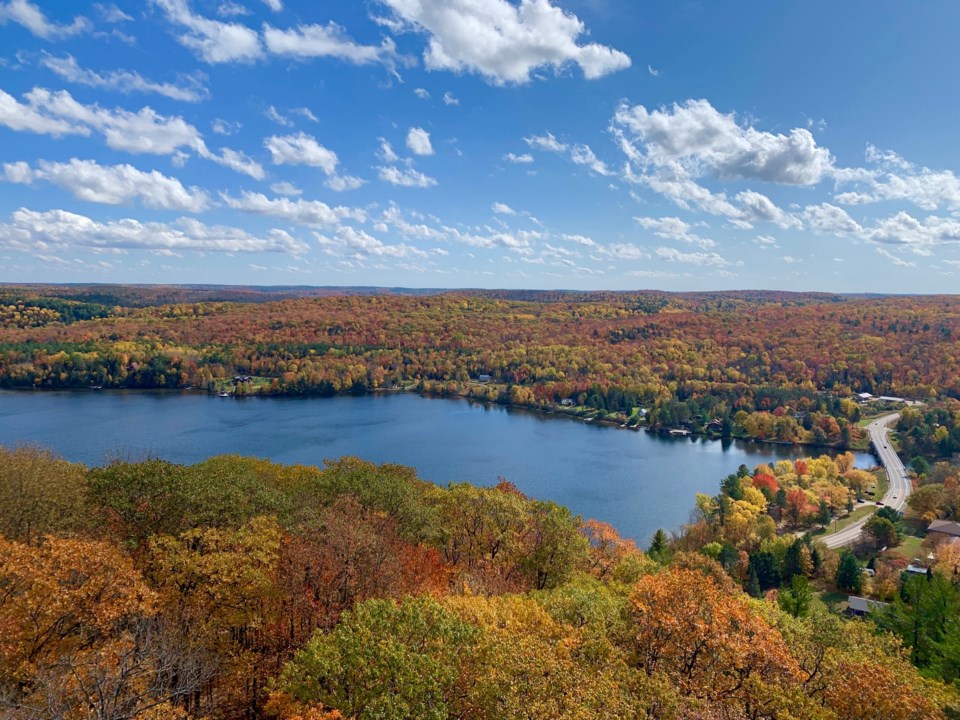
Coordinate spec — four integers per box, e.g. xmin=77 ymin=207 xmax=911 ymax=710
xmin=3 ymin=285 xmax=960 ymax=447
xmin=1 ymin=443 xmax=958 ymax=720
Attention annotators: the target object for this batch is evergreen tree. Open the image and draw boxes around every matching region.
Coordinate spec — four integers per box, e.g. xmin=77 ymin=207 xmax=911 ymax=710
xmin=746 ymin=565 xmax=762 ymax=598
xmin=836 ymin=550 xmax=862 ymax=593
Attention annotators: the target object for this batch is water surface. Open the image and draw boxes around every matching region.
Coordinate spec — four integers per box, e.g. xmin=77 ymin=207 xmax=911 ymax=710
xmin=0 ymin=390 xmax=873 ymax=542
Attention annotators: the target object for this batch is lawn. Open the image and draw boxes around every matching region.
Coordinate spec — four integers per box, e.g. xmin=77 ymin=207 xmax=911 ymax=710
xmin=888 ymin=534 xmax=926 ymax=563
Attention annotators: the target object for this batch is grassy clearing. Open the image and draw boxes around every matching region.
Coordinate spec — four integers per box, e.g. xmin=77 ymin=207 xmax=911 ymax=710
xmin=888 ymin=534 xmax=926 ymax=563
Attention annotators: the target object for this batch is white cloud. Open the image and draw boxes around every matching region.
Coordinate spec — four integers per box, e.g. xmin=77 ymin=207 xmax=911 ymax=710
xmin=379 ymin=0 xmax=630 ymax=85
xmin=525 ymin=131 xmax=567 ymax=153
xmin=211 ymin=118 xmax=240 ymax=135
xmin=835 ymin=144 xmax=960 ymax=211
xmin=0 ymin=0 xmax=90 ymax=39
xmin=414 ymin=87 xmax=430 ymax=99
xmin=0 ymin=88 xmax=86 ymax=137
xmin=265 ymin=105 xmax=292 ymax=126
xmin=492 ymin=201 xmax=516 ymax=215
xmin=378 ymin=138 xmax=400 ymax=163
xmin=270 ymin=181 xmax=302 ymax=196
xmin=263 ymin=21 xmax=402 ymax=68
xmin=264 ymin=132 xmax=338 ymax=173
xmin=222 ymin=190 xmax=364 ymax=226
xmin=443 ymin=91 xmax=459 ymax=106
xmin=753 ymin=234 xmax=778 ymax=247
xmin=802 ymin=203 xmax=862 ymax=235
xmin=635 ymin=216 xmax=715 ymax=249
xmin=0 ymin=207 xmax=306 ymax=254
xmin=378 ymin=165 xmax=438 ymax=188
xmin=2 ymin=159 xmax=210 ymax=212
xmin=316 ymin=225 xmax=429 ymax=259
xmin=40 ymin=54 xmax=210 ymax=103
xmin=198 ymin=145 xmax=264 ymax=179
xmin=613 ymin=99 xmax=834 ymax=185
xmin=95 ymin=3 xmax=132 ymax=23
xmin=655 ymin=246 xmax=729 ymax=267
xmin=601 ymin=243 xmax=648 ymax=260
xmin=861 ymin=211 xmax=960 ymax=249
xmin=570 ymin=143 xmax=612 ymax=176
xmin=735 ymin=190 xmax=801 ymax=229
xmin=559 ymin=233 xmax=595 ymax=247
xmin=504 ymin=152 xmax=534 ymax=164
xmin=782 ymin=255 xmax=800 ymax=264
xmin=647 ymin=64 xmax=659 ymax=77
xmin=292 ymin=106 xmax=318 ymax=122
xmin=406 ymin=126 xmax=434 ymax=156
xmin=150 ymin=0 xmax=263 ymax=63
xmin=216 ymin=2 xmax=249 ymax=17
xmin=325 ymin=174 xmax=365 ymax=191
xmin=875 ymin=246 xmax=916 ymax=268
xmin=262 ymin=0 xmax=282 ymax=11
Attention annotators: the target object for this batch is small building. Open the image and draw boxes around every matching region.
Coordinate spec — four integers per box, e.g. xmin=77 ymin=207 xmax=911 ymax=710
xmin=877 ymin=395 xmax=906 ymax=403
xmin=847 ymin=596 xmax=888 ymax=617
xmin=560 ymin=399 xmax=574 ymax=407
xmin=928 ymin=519 xmax=960 ymax=541
xmin=477 ymin=374 xmax=491 ymax=383
xmin=856 ymin=392 xmax=874 ymax=403
xmin=906 ymin=564 xmax=929 ymax=576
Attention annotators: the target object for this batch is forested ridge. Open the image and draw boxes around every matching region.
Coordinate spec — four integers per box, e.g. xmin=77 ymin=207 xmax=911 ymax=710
xmin=1 ymin=444 xmax=957 ymax=720
xmin=2 ymin=286 xmax=959 ymax=446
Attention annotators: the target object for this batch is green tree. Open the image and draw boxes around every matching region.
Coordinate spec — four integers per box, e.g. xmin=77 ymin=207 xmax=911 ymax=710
xmin=864 ymin=515 xmax=900 ymax=549
xmin=835 ymin=551 xmax=862 ymax=593
xmin=279 ymin=597 xmax=480 ymax=720
xmin=648 ymin=528 xmax=669 ymax=561
xmin=778 ymin=575 xmax=813 ymax=618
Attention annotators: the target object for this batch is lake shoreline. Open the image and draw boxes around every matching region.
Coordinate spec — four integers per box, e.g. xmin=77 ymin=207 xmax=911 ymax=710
xmin=1 ymin=383 xmax=876 ymax=463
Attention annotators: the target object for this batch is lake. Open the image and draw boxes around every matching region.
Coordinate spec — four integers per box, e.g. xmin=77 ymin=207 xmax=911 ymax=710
xmin=0 ymin=390 xmax=874 ymax=543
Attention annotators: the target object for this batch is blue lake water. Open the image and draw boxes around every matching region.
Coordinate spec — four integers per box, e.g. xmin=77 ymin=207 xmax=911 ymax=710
xmin=0 ymin=390 xmax=874 ymax=543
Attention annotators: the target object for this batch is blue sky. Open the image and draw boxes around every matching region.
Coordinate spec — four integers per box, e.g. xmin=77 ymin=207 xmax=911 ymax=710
xmin=1 ymin=0 xmax=959 ymax=291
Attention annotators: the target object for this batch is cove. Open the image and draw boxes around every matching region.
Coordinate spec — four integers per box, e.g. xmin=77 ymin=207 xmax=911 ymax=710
xmin=0 ymin=390 xmax=873 ymax=543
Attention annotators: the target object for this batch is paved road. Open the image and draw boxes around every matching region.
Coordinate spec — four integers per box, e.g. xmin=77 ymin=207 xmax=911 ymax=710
xmin=821 ymin=412 xmax=910 ymax=549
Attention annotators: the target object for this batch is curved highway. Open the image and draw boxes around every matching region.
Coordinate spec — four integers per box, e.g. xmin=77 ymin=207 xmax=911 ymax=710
xmin=821 ymin=412 xmax=911 ymax=549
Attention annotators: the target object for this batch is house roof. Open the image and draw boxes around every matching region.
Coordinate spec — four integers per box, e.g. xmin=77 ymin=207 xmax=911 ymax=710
xmin=848 ymin=596 xmax=888 ymax=614
xmin=929 ymin=519 xmax=960 ymax=537
xmin=857 ymin=392 xmax=874 ymax=399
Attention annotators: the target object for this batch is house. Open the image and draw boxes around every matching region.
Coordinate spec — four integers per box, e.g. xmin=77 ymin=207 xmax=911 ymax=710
xmin=477 ymin=374 xmax=491 ymax=383
xmin=928 ymin=519 xmax=960 ymax=541
xmin=856 ymin=392 xmax=874 ymax=403
xmin=906 ymin=564 xmax=929 ymax=576
xmin=877 ymin=395 xmax=906 ymax=403
xmin=846 ymin=596 xmax=888 ymax=617
xmin=560 ymin=399 xmax=574 ymax=407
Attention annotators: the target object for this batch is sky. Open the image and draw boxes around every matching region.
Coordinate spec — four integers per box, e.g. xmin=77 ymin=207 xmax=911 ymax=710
xmin=1 ymin=0 xmax=960 ymax=292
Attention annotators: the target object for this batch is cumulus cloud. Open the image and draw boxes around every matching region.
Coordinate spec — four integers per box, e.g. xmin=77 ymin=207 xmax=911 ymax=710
xmin=443 ymin=91 xmax=459 ymax=106
xmin=264 ymin=132 xmax=338 ymax=173
xmin=570 ymin=143 xmax=612 ymax=176
xmin=316 ymin=225 xmax=429 ymax=259
xmin=525 ymin=131 xmax=567 ymax=153
xmin=378 ymin=165 xmax=437 ymax=188
xmin=1 ymin=87 xmax=260 ymax=178
xmin=613 ymin=99 xmax=834 ymax=185
xmin=325 ymin=174 xmax=365 ymax=192
xmin=379 ymin=0 xmax=630 ymax=85
xmin=0 ymin=0 xmax=90 ymax=39
xmin=635 ymin=216 xmax=715 ymax=248
xmin=40 ymin=54 xmax=209 ymax=103
xmin=270 ymin=181 xmax=302 ymax=196
xmin=504 ymin=152 xmax=534 ymax=164
xmin=414 ymin=87 xmax=430 ymax=99
xmin=834 ymin=144 xmax=960 ymax=211
xmin=655 ymin=246 xmax=730 ymax=267
xmin=735 ymin=190 xmax=801 ymax=229
xmin=222 ymin=191 xmax=364 ymax=227
xmin=2 ymin=159 xmax=210 ymax=212
xmin=0 ymin=207 xmax=306 ymax=254
xmin=406 ymin=126 xmax=434 ymax=156
xmin=150 ymin=0 xmax=263 ymax=63
xmin=263 ymin=21 xmax=405 ymax=73
xmin=802 ymin=203 xmax=862 ymax=236
xmin=492 ymin=201 xmax=516 ymax=215
xmin=861 ymin=211 xmax=960 ymax=250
